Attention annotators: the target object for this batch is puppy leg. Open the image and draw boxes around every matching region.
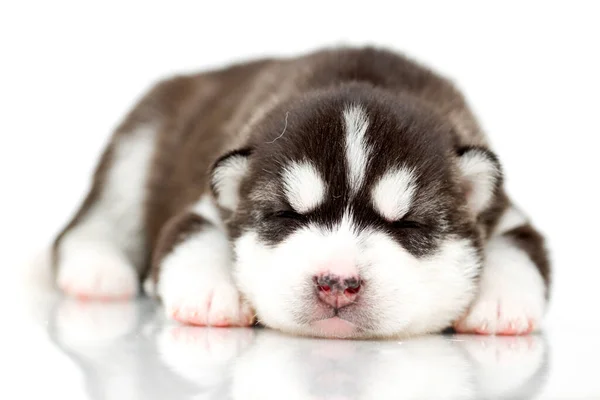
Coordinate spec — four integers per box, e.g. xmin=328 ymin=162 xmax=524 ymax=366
xmin=455 ymin=205 xmax=550 ymax=335
xmin=151 ymin=196 xmax=254 ymax=327
xmin=54 ymin=123 xmax=158 ymax=300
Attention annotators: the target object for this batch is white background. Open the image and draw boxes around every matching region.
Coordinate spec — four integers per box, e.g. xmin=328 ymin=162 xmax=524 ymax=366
xmin=1 ymin=1 xmax=599 ymax=398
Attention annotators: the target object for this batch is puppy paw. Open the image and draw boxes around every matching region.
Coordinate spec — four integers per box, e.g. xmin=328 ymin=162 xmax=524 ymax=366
xmin=166 ymin=282 xmax=254 ymax=327
xmin=454 ymin=237 xmax=546 ymax=335
xmin=455 ymin=299 xmax=538 ymax=336
xmin=158 ymin=259 xmax=254 ymax=327
xmin=57 ymin=241 xmax=138 ymax=301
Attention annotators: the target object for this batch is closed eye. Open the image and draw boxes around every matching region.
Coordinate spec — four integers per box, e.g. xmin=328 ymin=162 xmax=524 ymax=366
xmin=271 ymin=210 xmax=306 ymax=221
xmin=389 ymin=219 xmax=424 ymax=229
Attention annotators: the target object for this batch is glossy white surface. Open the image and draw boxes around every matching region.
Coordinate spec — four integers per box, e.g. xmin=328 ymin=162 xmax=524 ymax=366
xmin=3 ymin=294 xmax=598 ymax=400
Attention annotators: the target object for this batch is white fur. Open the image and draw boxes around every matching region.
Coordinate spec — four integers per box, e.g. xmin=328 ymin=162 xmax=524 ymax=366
xmin=458 ymin=150 xmax=499 ymax=214
xmin=192 ymin=195 xmax=226 ymax=230
xmin=282 ymin=161 xmax=326 ymax=213
xmin=142 ymin=276 xmax=155 ymax=297
xmin=145 ymin=195 xmax=226 ymax=298
xmin=371 ymin=167 xmax=417 ymax=221
xmin=234 ymin=211 xmax=480 ymax=338
xmin=57 ymin=241 xmax=139 ymax=298
xmin=343 ymin=104 xmax=371 ymax=194
xmin=456 ymin=236 xmax=546 ymax=334
xmin=494 ymin=205 xmax=528 ymax=235
xmin=157 ymin=226 xmax=253 ymax=326
xmin=57 ymin=125 xmax=157 ymax=298
xmin=212 ymin=154 xmax=250 ymax=211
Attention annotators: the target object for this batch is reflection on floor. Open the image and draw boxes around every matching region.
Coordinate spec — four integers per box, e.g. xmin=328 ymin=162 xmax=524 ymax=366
xmin=38 ymin=297 xmax=552 ymax=400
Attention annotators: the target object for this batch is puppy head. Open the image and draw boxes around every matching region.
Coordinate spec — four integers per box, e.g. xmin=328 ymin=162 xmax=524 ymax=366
xmin=211 ymin=85 xmax=502 ymax=338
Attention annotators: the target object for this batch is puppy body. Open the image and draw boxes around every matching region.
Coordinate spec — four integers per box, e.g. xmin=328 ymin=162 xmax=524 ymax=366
xmin=52 ymin=47 xmax=550 ymax=338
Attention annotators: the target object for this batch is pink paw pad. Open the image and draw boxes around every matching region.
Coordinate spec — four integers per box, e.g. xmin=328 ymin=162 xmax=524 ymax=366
xmin=498 ymin=318 xmax=536 ymax=336
xmin=169 ymin=306 xmax=254 ymax=327
xmin=63 ymin=286 xmax=134 ymax=302
xmin=474 ymin=324 xmax=490 ymax=335
xmin=454 ymin=321 xmax=492 ymax=335
xmin=455 ymin=318 xmax=536 ymax=336
xmin=497 ymin=325 xmax=519 ymax=336
xmin=171 ymin=308 xmax=207 ymax=326
xmin=210 ymin=316 xmax=233 ymax=327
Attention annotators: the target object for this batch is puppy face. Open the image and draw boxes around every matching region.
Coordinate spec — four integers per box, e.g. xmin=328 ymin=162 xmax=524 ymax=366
xmin=211 ymin=86 xmax=501 ymax=338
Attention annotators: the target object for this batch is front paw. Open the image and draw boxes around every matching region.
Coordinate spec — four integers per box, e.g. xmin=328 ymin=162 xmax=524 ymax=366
xmin=454 ymin=238 xmax=546 ymax=335
xmin=167 ymin=282 xmax=254 ymax=327
xmin=157 ymin=262 xmax=254 ymax=327
xmin=454 ymin=296 xmax=539 ymax=335
xmin=57 ymin=241 xmax=138 ymax=301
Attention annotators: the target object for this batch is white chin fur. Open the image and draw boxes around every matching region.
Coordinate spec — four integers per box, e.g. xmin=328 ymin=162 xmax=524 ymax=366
xmin=234 ymin=214 xmax=480 ymax=338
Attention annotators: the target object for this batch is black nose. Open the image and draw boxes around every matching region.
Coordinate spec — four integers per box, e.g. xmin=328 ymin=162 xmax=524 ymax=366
xmin=314 ymin=274 xmax=362 ymax=309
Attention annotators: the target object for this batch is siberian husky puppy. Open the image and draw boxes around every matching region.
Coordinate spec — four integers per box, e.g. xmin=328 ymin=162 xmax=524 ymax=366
xmin=51 ymin=47 xmax=550 ymax=338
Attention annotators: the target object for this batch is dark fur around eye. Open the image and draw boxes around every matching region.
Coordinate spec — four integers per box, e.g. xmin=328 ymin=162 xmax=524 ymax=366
xmin=270 ymin=210 xmax=306 ymax=221
xmin=389 ymin=219 xmax=424 ymax=230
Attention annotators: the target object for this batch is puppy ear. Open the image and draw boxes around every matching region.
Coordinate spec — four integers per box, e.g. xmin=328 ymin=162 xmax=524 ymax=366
xmin=210 ymin=148 xmax=253 ymax=211
xmin=456 ymin=146 xmax=503 ymax=215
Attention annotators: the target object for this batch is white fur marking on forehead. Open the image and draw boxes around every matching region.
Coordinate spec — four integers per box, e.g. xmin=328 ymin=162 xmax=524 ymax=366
xmin=343 ymin=104 xmax=371 ymax=194
xmin=371 ymin=167 xmax=418 ymax=221
xmin=282 ymin=161 xmax=326 ymax=213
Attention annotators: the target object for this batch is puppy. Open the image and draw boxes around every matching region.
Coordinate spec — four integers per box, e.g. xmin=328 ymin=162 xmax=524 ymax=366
xmin=51 ymin=47 xmax=550 ymax=338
